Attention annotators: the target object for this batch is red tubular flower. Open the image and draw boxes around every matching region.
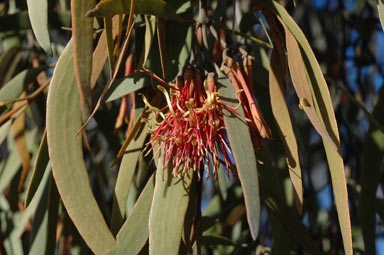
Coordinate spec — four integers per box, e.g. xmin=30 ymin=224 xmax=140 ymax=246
xmin=141 ymin=67 xmax=242 ymax=180
xmin=221 ymin=50 xmax=272 ymax=150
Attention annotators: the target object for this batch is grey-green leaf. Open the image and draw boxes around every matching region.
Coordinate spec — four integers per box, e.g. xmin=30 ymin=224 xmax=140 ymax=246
xmin=26 ymin=0 xmax=52 ymax=55
xmin=46 ymin=40 xmax=116 ymax=254
xmin=217 ymin=69 xmax=260 ymax=241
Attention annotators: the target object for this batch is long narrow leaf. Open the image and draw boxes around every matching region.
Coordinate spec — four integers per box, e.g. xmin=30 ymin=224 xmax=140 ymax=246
xmin=271 ymin=2 xmax=352 ymax=253
xmin=46 ymin=40 xmax=116 ymax=254
xmin=217 ymin=69 xmax=260 ymax=240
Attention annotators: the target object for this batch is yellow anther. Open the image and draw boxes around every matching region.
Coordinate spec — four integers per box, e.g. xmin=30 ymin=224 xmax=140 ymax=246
xmin=157 ymin=85 xmax=176 ymax=116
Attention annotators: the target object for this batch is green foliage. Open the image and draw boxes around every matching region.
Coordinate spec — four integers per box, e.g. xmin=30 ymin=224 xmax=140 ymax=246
xmin=1 ymin=0 xmax=382 ymax=254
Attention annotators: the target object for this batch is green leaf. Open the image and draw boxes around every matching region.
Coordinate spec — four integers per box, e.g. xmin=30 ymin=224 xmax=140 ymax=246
xmin=359 ymin=88 xmax=384 ymax=255
xmin=138 ymin=15 xmax=156 ymax=69
xmin=0 ymin=149 xmax=21 ymax=194
xmin=29 ymin=175 xmax=60 ymax=255
xmin=46 ymin=40 xmax=116 ymax=254
xmin=104 ymin=75 xmax=149 ymax=102
xmin=110 ymin=121 xmax=148 ymax=235
xmin=0 ymin=11 xmax=71 ymax=33
xmin=284 ymin=26 xmax=338 ymax=151
xmin=149 ymin=155 xmax=193 ymax=254
xmin=72 ymin=0 xmax=95 ymax=113
xmin=261 ymin=184 xmax=321 ymax=255
xmin=269 ymin=49 xmax=302 ymax=213
xmin=26 ymin=0 xmax=52 ymax=55
xmin=217 ymin=69 xmax=260 ymax=241
xmin=271 ymin=2 xmax=352 ymax=253
xmin=157 ymin=17 xmax=167 ymax=79
xmin=201 ymin=234 xmax=235 ymax=246
xmin=0 ymin=67 xmax=47 ymax=114
xmin=25 ymin=130 xmax=49 ymax=207
xmin=378 ymin=0 xmax=384 ymax=31
xmin=86 ymin=0 xmax=183 ymax=21
xmin=0 ymin=119 xmax=11 ymax=145
xmin=90 ymin=15 xmax=121 ymax=90
xmin=108 ymin=175 xmax=155 ymax=255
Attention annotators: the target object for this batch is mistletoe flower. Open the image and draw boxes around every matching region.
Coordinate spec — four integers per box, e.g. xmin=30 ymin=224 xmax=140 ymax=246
xmin=141 ymin=67 xmax=243 ymax=180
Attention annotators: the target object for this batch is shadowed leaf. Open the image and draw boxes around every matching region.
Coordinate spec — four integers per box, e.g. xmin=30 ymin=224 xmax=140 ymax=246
xmin=359 ymin=88 xmax=384 ymax=255
xmin=86 ymin=0 xmax=182 ymax=21
xmin=110 ymin=121 xmax=148 ymax=235
xmin=109 ymin=174 xmax=155 ymax=255
xmin=72 ymin=0 xmax=95 ymax=113
xmin=0 ymin=67 xmax=47 ymax=114
xmin=149 ymin=154 xmax=193 ymax=254
xmin=25 ymin=130 xmax=49 ymax=206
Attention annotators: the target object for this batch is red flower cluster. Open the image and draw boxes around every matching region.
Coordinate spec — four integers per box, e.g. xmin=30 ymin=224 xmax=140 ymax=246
xmin=141 ymin=66 xmax=242 ymax=180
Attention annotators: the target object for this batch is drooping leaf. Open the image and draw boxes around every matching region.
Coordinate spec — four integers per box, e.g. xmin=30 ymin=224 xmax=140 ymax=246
xmin=359 ymin=87 xmax=384 ymax=255
xmin=105 ymin=17 xmax=116 ymax=74
xmin=25 ymin=130 xmax=49 ymax=206
xmin=138 ymin=15 xmax=156 ymax=69
xmin=110 ymin=121 xmax=148 ymax=235
xmin=284 ymin=26 xmax=338 ymax=151
xmin=149 ymin=155 xmax=193 ymax=254
xmin=108 ymin=174 xmax=155 ymax=255
xmin=0 ymin=149 xmax=21 ymax=194
xmin=269 ymin=49 xmax=302 ymax=213
xmin=90 ymin=15 xmax=121 ymax=90
xmin=86 ymin=0 xmax=183 ymax=21
xmin=46 ymin=40 xmax=116 ymax=254
xmin=0 ymin=11 xmax=70 ymax=32
xmin=72 ymin=0 xmax=95 ymax=113
xmin=26 ymin=0 xmax=52 ymax=55
xmin=270 ymin=2 xmax=352 ymax=253
xmin=157 ymin=17 xmax=167 ymax=79
xmin=217 ymin=69 xmax=260 ymax=241
xmin=261 ymin=183 xmax=321 ymax=255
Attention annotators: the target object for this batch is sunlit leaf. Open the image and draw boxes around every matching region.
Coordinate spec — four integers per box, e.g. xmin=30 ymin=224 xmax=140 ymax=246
xmin=378 ymin=0 xmax=384 ymax=31
xmin=270 ymin=2 xmax=352 ymax=253
xmin=269 ymin=49 xmax=302 ymax=213
xmin=26 ymin=0 xmax=52 ymax=55
xmin=46 ymin=40 xmax=116 ymax=253
xmin=217 ymin=69 xmax=260 ymax=241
